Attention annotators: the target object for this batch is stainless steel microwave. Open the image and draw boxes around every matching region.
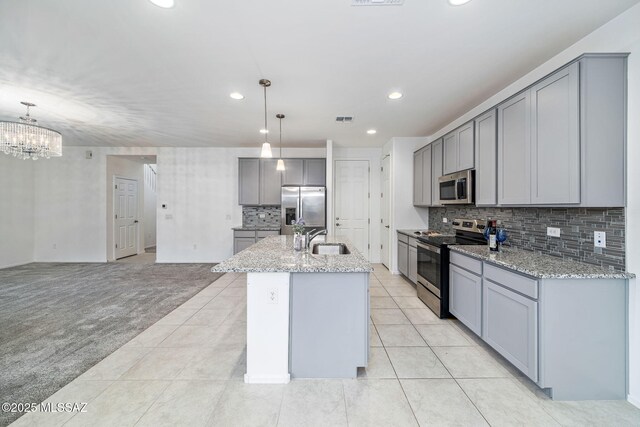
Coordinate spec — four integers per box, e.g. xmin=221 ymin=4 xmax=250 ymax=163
xmin=439 ymin=170 xmax=474 ymax=205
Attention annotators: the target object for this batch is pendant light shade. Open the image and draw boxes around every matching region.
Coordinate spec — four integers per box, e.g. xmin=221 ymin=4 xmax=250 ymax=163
xmin=261 ymin=142 xmax=273 ymax=158
xmin=276 ymin=113 xmax=285 ymax=171
xmin=259 ymin=79 xmax=272 ymax=158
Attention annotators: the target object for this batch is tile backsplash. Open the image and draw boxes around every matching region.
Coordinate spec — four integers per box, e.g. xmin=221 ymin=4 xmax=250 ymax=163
xmin=429 ymin=207 xmax=626 ymax=271
xmin=243 ymin=206 xmax=281 ymax=227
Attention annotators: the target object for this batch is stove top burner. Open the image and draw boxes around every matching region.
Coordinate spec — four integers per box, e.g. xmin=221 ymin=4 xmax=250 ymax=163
xmin=412 ymin=230 xmax=443 ymax=237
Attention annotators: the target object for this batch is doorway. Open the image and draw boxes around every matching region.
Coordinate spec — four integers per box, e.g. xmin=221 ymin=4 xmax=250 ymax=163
xmin=334 ymin=160 xmax=370 ymax=259
xmin=381 ymin=155 xmax=391 ymax=268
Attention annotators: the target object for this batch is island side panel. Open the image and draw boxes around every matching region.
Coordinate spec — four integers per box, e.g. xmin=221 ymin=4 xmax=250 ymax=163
xmin=538 ymin=278 xmax=627 ymax=400
xmin=289 ymin=272 xmax=369 ymax=378
xmin=245 ymin=272 xmax=291 ymax=384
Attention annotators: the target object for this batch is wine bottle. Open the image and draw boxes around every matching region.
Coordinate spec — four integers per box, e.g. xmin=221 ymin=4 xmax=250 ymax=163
xmin=488 ymin=220 xmax=498 ymax=252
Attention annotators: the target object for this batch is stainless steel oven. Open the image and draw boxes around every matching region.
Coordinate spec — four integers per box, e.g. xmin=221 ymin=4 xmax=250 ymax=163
xmin=439 ymin=170 xmax=474 ymax=205
xmin=416 ymin=241 xmax=443 ymax=317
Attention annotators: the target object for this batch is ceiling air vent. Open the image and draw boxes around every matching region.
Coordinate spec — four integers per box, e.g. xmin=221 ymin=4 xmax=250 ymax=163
xmin=351 ymin=0 xmax=404 ymax=6
xmin=336 ymin=116 xmax=354 ymax=123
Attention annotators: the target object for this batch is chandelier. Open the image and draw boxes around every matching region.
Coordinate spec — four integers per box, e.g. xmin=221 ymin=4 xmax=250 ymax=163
xmin=0 ymin=102 xmax=62 ymax=160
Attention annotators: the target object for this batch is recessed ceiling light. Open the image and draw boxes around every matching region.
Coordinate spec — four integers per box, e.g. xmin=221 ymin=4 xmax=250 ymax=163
xmin=259 ymin=129 xmax=269 ymax=134
xmin=230 ymin=92 xmax=244 ymax=100
xmin=367 ymin=129 xmax=377 ymax=135
xmin=388 ymin=92 xmax=403 ymax=100
xmin=448 ymin=0 xmax=472 ymax=5
xmin=149 ymin=0 xmax=174 ymax=8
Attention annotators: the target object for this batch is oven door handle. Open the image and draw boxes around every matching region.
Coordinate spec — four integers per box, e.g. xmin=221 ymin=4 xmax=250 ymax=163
xmin=417 ymin=242 xmax=440 ymax=254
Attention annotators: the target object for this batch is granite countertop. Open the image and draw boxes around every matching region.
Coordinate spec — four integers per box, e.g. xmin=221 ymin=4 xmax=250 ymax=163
xmin=212 ymin=235 xmax=373 ymax=273
xmin=232 ymin=226 xmax=281 ymax=231
xmin=449 ymin=245 xmax=635 ymax=279
xmin=396 ymin=229 xmax=427 ymax=237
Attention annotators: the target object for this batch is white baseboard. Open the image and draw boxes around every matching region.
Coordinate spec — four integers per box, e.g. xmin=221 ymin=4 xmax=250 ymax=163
xmin=244 ymin=373 xmax=291 ymax=384
xmin=628 ymin=393 xmax=640 ymax=409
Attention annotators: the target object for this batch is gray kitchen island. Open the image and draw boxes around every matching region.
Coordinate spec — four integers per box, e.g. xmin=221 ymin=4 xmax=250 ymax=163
xmin=212 ymin=235 xmax=372 ymax=383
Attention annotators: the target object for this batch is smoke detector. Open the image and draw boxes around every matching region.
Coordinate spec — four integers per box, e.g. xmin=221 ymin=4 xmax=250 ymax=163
xmin=352 ymin=0 xmax=404 ymax=6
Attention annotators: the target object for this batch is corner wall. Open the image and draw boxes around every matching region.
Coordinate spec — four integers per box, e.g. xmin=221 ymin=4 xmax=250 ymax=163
xmin=0 ymin=155 xmax=34 ymax=268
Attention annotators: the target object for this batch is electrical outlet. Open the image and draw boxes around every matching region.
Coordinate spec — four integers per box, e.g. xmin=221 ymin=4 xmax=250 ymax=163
xmin=594 ymin=231 xmax=606 ymax=248
xmin=259 ymin=213 xmax=266 ymax=219
xmin=547 ymin=227 xmax=561 ymax=237
xmin=267 ymin=288 xmax=278 ymax=304
xmin=442 ymin=217 xmax=448 ymax=223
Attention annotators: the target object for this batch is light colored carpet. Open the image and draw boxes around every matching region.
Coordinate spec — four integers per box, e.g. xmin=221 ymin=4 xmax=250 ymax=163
xmin=0 ymin=262 xmax=221 ymax=426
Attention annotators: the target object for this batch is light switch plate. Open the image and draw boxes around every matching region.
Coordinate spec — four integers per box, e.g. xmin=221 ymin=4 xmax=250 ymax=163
xmin=547 ymin=227 xmax=561 ymax=237
xmin=442 ymin=218 xmax=448 ymax=223
xmin=594 ymin=231 xmax=607 ymax=248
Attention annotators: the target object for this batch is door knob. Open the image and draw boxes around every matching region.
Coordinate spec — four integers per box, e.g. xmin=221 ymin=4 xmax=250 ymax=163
xmin=134 ymin=220 xmax=139 ymax=223
xmin=336 ymin=223 xmax=341 ymax=227
xmin=385 ymin=225 xmax=389 ymax=228
xmin=335 ymin=217 xmax=340 ymax=220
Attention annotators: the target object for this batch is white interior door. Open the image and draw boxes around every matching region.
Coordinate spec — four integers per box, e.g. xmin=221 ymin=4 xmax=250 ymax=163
xmin=381 ymin=155 xmax=391 ymax=268
xmin=334 ymin=160 xmax=370 ymax=259
xmin=114 ymin=177 xmax=138 ymax=259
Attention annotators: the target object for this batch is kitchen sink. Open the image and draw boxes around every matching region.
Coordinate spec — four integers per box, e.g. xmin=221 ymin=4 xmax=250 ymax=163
xmin=311 ymin=243 xmax=351 ymax=255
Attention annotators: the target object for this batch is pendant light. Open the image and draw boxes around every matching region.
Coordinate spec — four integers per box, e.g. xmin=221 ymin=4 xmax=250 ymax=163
xmin=276 ymin=113 xmax=285 ymax=171
xmin=259 ymin=79 xmax=273 ymax=158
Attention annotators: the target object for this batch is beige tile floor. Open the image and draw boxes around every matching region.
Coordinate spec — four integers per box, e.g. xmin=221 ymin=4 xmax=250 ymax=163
xmin=11 ymin=265 xmax=640 ymax=426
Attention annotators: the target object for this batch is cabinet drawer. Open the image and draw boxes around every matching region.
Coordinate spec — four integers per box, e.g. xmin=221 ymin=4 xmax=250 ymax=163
xmin=450 ymin=252 xmax=482 ymax=275
xmin=234 ymin=230 xmax=256 ymax=238
xmin=257 ymin=230 xmax=280 ymax=238
xmin=408 ymin=237 xmax=417 ymax=248
xmin=484 ymin=263 xmax=538 ymax=300
xmin=397 ymin=233 xmax=409 ymax=244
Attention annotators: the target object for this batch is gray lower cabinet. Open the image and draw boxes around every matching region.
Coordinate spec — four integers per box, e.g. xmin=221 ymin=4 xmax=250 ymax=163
xmin=303 ymin=159 xmax=326 ymax=186
xmin=408 ymin=243 xmax=417 ymax=284
xmin=233 ymin=230 xmax=279 ymax=254
xmin=475 ymin=109 xmax=497 ymax=205
xmin=282 ymin=159 xmax=304 ymax=185
xmin=483 ymin=278 xmax=538 ymax=382
xmin=449 ymin=263 xmax=482 ymax=336
xmin=238 ymin=158 xmax=260 ymax=205
xmin=431 ymin=139 xmax=443 ymax=206
xmin=397 ymin=234 xmax=408 ymax=277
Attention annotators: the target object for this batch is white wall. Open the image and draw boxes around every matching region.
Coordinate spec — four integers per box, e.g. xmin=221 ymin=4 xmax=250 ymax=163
xmin=334 ymin=147 xmax=383 ymax=263
xmin=106 ymin=155 xmax=145 ymax=261
xmin=33 ymin=146 xmax=156 ymax=262
xmin=422 ymin=4 xmax=640 ymax=406
xmin=144 ymin=164 xmax=157 ymax=248
xmin=0 ymin=155 xmax=34 ymax=268
xmin=385 ymin=137 xmax=430 ymax=274
xmin=155 ymin=146 xmax=326 ymax=263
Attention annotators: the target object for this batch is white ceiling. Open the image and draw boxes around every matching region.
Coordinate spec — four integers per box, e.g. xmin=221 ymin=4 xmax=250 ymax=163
xmin=0 ymin=0 xmax=638 ymax=148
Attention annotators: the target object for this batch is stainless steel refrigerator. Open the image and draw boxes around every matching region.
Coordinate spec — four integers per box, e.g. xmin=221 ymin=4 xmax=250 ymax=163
xmin=280 ymin=186 xmax=326 ymax=235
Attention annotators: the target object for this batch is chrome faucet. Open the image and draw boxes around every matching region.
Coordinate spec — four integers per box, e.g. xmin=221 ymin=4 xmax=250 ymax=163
xmin=306 ymin=228 xmax=327 ymax=250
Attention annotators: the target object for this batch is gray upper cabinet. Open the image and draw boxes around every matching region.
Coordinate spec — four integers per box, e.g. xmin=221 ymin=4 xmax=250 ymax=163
xmin=422 ymin=145 xmax=432 ymax=205
xmin=475 ymin=109 xmax=497 ymax=205
xmin=530 ymin=62 xmax=580 ymax=204
xmin=238 ymin=158 xmax=260 ymax=205
xmin=443 ymin=121 xmax=474 ymax=175
xmin=431 ymin=139 xmax=443 ymax=206
xmin=303 ymin=159 xmax=326 ymax=186
xmin=413 ymin=151 xmax=422 ymax=206
xmin=282 ymin=159 xmax=304 ymax=185
xmin=260 ymin=159 xmax=282 ymax=205
xmin=443 ymin=132 xmax=457 ymax=175
xmin=579 ymin=55 xmax=626 ymax=207
xmin=498 ymin=91 xmax=531 ymax=205
xmin=413 ymin=146 xmax=432 ymax=207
